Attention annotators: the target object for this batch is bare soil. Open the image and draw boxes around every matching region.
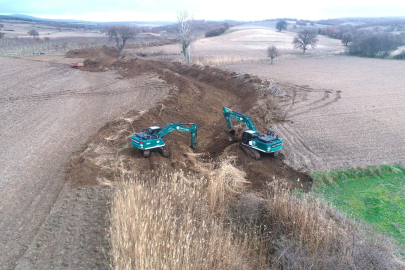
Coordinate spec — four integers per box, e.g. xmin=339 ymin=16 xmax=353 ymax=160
xmin=128 ymin=23 xmax=405 ymax=172
xmin=66 ymin=54 xmax=311 ymax=191
xmin=0 ymin=56 xmax=170 ymax=269
xmin=221 ymin=56 xmax=405 ymax=171
xmin=124 ymin=25 xmax=344 ymax=64
xmin=0 ymin=45 xmax=314 ymax=270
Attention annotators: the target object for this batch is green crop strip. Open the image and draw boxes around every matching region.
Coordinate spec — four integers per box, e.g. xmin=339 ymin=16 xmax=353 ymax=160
xmin=311 ymin=165 xmax=405 ymax=248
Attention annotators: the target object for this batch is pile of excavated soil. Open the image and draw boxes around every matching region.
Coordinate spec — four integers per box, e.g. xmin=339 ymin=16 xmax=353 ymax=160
xmin=66 ymin=46 xmax=121 ymax=71
xmin=123 ymin=39 xmax=178 ymax=50
xmin=65 ymin=47 xmax=311 ymax=191
xmin=66 ymin=45 xmax=121 ymax=59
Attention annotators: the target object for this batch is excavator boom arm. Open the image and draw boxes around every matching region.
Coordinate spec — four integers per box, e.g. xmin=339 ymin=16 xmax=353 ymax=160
xmin=222 ymin=107 xmax=258 ymax=133
xmin=158 ymin=123 xmax=198 ymax=148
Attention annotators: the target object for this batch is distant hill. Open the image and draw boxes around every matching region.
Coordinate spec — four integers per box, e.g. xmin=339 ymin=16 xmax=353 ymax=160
xmin=2 ymin=14 xmax=174 ymax=26
xmin=10 ymin=14 xmax=46 ymax=20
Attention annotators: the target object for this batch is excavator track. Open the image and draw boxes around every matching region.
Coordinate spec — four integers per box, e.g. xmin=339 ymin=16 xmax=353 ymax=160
xmin=143 ymin=150 xmax=150 ymax=158
xmin=162 ymin=147 xmax=170 ymax=158
xmin=240 ymin=144 xmax=261 ymax=160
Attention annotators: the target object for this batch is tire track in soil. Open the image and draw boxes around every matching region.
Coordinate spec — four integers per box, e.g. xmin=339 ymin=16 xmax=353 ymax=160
xmin=289 ymin=90 xmax=341 ymax=118
xmin=276 ymin=122 xmax=328 ymax=171
xmin=266 ymin=82 xmax=342 ymax=171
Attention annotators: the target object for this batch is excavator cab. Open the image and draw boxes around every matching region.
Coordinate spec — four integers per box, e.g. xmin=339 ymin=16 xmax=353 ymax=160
xmin=242 ymin=130 xmax=257 ymax=145
xmin=148 ymin=126 xmax=162 ymax=137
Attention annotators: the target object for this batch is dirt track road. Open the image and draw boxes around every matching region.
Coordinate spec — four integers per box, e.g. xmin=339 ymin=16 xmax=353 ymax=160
xmin=0 ymin=56 xmax=169 ymax=269
xmin=222 ymin=56 xmax=405 ymax=171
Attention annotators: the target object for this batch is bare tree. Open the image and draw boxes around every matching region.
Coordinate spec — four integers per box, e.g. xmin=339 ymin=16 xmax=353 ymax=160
xmin=292 ymin=29 xmax=318 ymax=54
xmin=177 ymin=11 xmax=196 ymax=62
xmin=0 ymin=24 xmax=4 ymax=29
xmin=0 ymin=32 xmax=4 ymax=39
xmin=267 ymin=45 xmax=279 ymax=64
xmin=107 ymin=25 xmax=138 ymax=50
xmin=341 ymin=32 xmax=353 ymax=46
xmin=28 ymin=29 xmax=39 ymax=38
xmin=276 ymin=20 xmax=288 ymax=32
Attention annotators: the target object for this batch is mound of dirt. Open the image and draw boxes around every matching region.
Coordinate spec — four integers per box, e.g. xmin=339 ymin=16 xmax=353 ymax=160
xmin=66 ymin=46 xmax=121 ymax=71
xmin=65 ymin=50 xmax=311 ymax=191
xmin=66 ymin=46 xmax=120 ymax=59
xmin=123 ymin=39 xmax=178 ymax=50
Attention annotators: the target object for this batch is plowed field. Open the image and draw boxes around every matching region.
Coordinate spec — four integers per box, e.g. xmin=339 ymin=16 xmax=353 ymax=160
xmin=0 ymin=56 xmax=170 ymax=269
xmin=221 ymin=56 xmax=405 ymax=171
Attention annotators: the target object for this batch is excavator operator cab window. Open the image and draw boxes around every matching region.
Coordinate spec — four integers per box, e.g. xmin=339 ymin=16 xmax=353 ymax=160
xmin=242 ymin=131 xmax=255 ymax=145
xmin=148 ymin=126 xmax=162 ymax=136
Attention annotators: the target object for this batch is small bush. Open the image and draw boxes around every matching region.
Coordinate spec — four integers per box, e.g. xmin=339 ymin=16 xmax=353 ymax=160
xmin=319 ymin=27 xmax=342 ymax=39
xmin=394 ymin=50 xmax=405 ymax=59
xmin=205 ymin=24 xmax=229 ymax=38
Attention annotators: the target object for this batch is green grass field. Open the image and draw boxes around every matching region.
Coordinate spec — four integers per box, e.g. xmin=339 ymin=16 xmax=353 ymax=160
xmin=311 ymin=165 xmax=405 ymax=248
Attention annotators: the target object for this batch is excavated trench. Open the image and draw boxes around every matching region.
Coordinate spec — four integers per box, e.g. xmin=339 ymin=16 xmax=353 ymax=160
xmin=65 ymin=49 xmax=311 ymax=190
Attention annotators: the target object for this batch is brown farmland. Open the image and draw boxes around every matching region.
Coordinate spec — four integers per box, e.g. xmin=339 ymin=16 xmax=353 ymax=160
xmin=0 ymin=50 xmax=310 ymax=269
xmin=0 ymin=56 xmax=170 ymax=269
xmin=1 ymin=21 xmax=404 ymax=269
xmin=129 ymin=24 xmax=405 ymax=171
xmin=221 ymin=56 xmax=405 ymax=171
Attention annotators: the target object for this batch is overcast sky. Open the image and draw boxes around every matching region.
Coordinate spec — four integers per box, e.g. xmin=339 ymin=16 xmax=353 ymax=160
xmin=1 ymin=0 xmax=404 ymax=22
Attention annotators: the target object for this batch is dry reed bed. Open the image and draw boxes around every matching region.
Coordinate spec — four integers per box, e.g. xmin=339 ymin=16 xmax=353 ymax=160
xmin=110 ymin=159 xmax=266 ymax=270
xmin=109 ymin=160 xmax=404 ymax=269
xmin=263 ymin=181 xmax=403 ymax=269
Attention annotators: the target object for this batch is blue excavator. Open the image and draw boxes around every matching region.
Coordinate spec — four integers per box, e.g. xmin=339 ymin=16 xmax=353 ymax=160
xmin=223 ymin=107 xmax=282 ymax=160
xmin=131 ymin=123 xmax=197 ymax=158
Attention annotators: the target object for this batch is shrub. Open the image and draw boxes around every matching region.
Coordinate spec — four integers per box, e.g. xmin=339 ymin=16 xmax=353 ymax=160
xmin=205 ymin=25 xmax=228 ymax=37
xmin=348 ymin=31 xmax=399 ymax=57
xmin=319 ymin=27 xmax=342 ymax=39
xmin=394 ymin=50 xmax=405 ymax=59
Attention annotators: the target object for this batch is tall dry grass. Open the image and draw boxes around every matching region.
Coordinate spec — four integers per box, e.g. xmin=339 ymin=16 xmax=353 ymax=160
xmin=261 ymin=181 xmax=404 ymax=269
xmin=109 ymin=159 xmax=266 ymax=270
xmin=109 ymin=159 xmax=404 ymax=269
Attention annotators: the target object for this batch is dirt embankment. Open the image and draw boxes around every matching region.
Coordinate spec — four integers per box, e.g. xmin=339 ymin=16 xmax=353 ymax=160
xmin=65 ymin=47 xmax=311 ymax=191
